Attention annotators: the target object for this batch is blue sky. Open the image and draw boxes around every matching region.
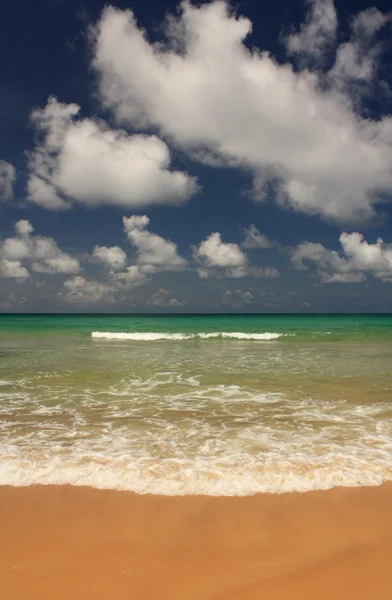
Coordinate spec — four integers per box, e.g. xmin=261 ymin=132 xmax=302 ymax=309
xmin=1 ymin=0 xmax=392 ymax=312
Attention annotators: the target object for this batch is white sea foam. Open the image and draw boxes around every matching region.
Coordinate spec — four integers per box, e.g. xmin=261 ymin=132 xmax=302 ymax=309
xmin=2 ymin=332 xmax=392 ymax=496
xmin=199 ymin=332 xmax=282 ymax=340
xmin=91 ymin=331 xmax=283 ymax=341
xmin=1 ymin=440 xmax=392 ymax=495
xmin=92 ymin=332 xmax=193 ymax=340
xmin=1 ymin=377 xmax=392 ymax=495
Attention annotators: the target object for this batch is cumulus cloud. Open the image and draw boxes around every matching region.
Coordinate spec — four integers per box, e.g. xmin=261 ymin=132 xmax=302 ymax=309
xmin=27 ymin=97 xmax=197 ymax=210
xmin=292 ymin=232 xmax=392 ymax=283
xmin=0 ymin=160 xmax=16 ymax=201
xmin=0 ymin=219 xmax=80 ymax=277
xmin=198 ymin=265 xmax=279 ymax=279
xmin=147 ymin=288 xmax=186 ymax=308
xmin=242 ymin=224 xmax=272 ymax=248
xmin=113 ymin=265 xmax=149 ymax=289
xmin=15 ymin=220 xmax=34 ymax=236
xmin=60 ymin=276 xmax=116 ymax=303
xmin=330 ymin=7 xmax=392 ymax=93
xmin=194 ymin=232 xmax=279 ymax=279
xmin=123 ymin=215 xmax=187 ymax=270
xmin=95 ymin=215 xmax=189 ymax=289
xmin=195 ymin=232 xmax=247 ymax=268
xmin=0 ymin=260 xmax=29 ymax=279
xmin=92 ymin=1 xmax=392 ymax=224
xmin=92 ymin=245 xmax=127 ymax=270
xmin=285 ymin=0 xmax=337 ymax=66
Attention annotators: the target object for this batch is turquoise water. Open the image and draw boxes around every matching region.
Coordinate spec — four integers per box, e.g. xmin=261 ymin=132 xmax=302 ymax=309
xmin=1 ymin=313 xmax=392 ymax=341
xmin=0 ymin=314 xmax=392 ymax=494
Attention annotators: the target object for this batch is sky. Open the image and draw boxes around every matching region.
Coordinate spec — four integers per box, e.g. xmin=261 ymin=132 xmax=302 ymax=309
xmin=1 ymin=0 xmax=392 ymax=313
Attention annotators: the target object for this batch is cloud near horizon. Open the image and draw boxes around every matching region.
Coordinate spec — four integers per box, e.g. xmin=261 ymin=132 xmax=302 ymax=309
xmin=194 ymin=231 xmax=279 ymax=279
xmin=92 ymin=245 xmax=127 ymax=271
xmin=0 ymin=220 xmax=80 ymax=279
xmin=60 ymin=276 xmax=117 ymax=304
xmin=57 ymin=216 xmax=281 ymax=303
xmin=292 ymin=232 xmax=392 ymax=283
xmin=2 ymin=215 xmax=392 ymax=307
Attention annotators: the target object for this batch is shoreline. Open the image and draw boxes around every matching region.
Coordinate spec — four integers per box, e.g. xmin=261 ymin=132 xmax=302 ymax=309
xmin=1 ymin=483 xmax=392 ymax=599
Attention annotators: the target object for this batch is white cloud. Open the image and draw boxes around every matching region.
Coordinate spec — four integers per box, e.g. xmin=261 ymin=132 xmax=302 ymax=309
xmin=194 ymin=232 xmax=279 ymax=279
xmin=242 ymin=224 xmax=272 ymax=248
xmin=92 ymin=245 xmax=127 ymax=270
xmin=198 ymin=265 xmax=279 ymax=279
xmin=194 ymin=232 xmax=247 ymax=268
xmin=92 ymin=2 xmax=392 ymax=224
xmin=0 ymin=160 xmax=16 ymax=201
xmin=285 ymin=0 xmax=337 ymax=66
xmin=330 ymin=8 xmax=391 ymax=92
xmin=123 ymin=215 xmax=187 ymax=270
xmin=147 ymin=288 xmax=186 ymax=308
xmin=27 ymin=97 xmax=197 ymax=210
xmin=292 ymin=232 xmax=392 ymax=283
xmin=0 ymin=220 xmax=80 ymax=276
xmin=61 ymin=276 xmax=116 ymax=303
xmin=352 ymin=7 xmax=391 ymax=37
xmin=0 ymin=260 xmax=29 ymax=279
xmin=95 ymin=215 xmax=188 ymax=288
xmin=31 ymin=256 xmax=80 ymax=275
xmin=112 ymin=265 xmax=149 ymax=289
xmin=15 ymin=220 xmax=33 ymax=236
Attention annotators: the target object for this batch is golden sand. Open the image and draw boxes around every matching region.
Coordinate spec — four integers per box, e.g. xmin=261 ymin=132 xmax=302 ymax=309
xmin=1 ymin=484 xmax=392 ymax=599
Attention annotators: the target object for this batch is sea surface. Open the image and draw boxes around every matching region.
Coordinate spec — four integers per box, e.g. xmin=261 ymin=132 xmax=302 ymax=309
xmin=0 ymin=313 xmax=392 ymax=495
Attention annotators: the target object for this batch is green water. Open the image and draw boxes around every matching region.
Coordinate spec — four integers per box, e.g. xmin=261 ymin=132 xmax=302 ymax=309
xmin=0 ymin=314 xmax=391 ymax=495
xmin=1 ymin=313 xmax=392 ymax=341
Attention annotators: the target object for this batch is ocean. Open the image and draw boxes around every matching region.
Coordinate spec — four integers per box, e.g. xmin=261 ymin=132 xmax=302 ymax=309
xmin=1 ymin=313 xmax=392 ymax=495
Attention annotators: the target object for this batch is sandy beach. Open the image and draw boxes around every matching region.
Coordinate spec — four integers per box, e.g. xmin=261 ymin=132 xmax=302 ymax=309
xmin=1 ymin=484 xmax=392 ymax=599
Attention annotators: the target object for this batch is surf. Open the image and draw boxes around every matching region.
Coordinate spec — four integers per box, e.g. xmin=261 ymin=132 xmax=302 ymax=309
xmin=91 ymin=331 xmax=283 ymax=340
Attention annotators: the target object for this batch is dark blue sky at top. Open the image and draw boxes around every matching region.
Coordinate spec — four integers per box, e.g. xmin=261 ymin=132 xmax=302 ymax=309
xmin=0 ymin=0 xmax=392 ymax=312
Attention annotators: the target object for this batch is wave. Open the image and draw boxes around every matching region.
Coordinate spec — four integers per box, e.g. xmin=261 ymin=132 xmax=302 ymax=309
xmin=199 ymin=332 xmax=282 ymax=340
xmin=91 ymin=331 xmax=283 ymax=341
xmin=2 ymin=457 xmax=391 ymax=495
xmin=2 ymin=374 xmax=392 ymax=495
xmin=92 ymin=332 xmax=192 ymax=341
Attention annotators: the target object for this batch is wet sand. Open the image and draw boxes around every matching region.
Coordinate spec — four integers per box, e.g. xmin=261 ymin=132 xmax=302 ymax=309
xmin=1 ymin=484 xmax=392 ymax=600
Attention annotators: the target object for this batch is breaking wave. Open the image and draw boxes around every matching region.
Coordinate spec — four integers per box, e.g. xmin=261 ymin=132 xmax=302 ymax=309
xmin=91 ymin=331 xmax=284 ymax=341
xmin=1 ymin=382 xmax=392 ymax=495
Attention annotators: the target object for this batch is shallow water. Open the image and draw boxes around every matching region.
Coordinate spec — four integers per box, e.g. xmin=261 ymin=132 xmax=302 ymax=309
xmin=1 ymin=314 xmax=392 ymax=494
